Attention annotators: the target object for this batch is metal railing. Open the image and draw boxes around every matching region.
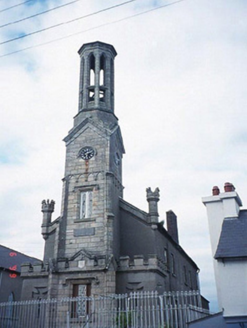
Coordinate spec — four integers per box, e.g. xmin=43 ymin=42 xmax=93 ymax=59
xmin=0 ymin=290 xmax=210 ymax=328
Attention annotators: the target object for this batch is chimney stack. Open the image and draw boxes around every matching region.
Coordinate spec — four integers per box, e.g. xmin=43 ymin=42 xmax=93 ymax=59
xmin=202 ymin=183 xmax=243 ymax=314
xmin=202 ymin=182 xmax=242 ymax=256
xmin=166 ymin=210 xmax=179 ymax=244
xmin=222 ymin=182 xmax=240 ymax=219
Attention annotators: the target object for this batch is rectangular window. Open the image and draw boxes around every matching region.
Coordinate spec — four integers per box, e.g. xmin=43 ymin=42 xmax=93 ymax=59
xmin=80 ymin=191 xmax=93 ymax=219
xmin=164 ymin=248 xmax=168 ymax=265
xmin=170 ymin=253 xmax=175 ymax=275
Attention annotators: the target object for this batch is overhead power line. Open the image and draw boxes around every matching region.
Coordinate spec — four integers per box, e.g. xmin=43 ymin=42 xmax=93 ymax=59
xmin=0 ymin=0 xmax=33 ymax=13
xmin=0 ymin=0 xmax=135 ymax=46
xmin=0 ymin=0 xmax=82 ymax=29
xmin=0 ymin=0 xmax=185 ymax=58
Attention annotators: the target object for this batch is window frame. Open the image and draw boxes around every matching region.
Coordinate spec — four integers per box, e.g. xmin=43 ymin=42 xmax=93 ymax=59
xmin=164 ymin=248 xmax=168 ymax=268
xmin=71 ymin=284 xmax=91 ymax=318
xmin=79 ymin=190 xmax=93 ymax=220
xmin=170 ymin=253 xmax=176 ymax=276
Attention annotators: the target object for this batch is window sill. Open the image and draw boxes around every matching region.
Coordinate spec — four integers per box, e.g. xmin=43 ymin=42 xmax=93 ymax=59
xmin=74 ymin=218 xmax=96 ymax=223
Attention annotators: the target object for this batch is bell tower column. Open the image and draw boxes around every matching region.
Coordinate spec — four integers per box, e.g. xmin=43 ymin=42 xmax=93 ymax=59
xmin=56 ymin=41 xmax=124 ymax=269
xmin=94 ymin=54 xmax=99 ymax=108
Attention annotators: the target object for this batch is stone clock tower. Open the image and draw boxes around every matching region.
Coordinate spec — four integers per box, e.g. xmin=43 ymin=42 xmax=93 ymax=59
xmin=57 ymin=41 xmax=125 ymax=264
xmin=22 ymin=41 xmax=125 ymax=299
xmin=21 ymin=41 xmax=203 ymax=302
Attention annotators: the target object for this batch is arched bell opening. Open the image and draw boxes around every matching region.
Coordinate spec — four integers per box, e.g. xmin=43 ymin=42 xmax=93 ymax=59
xmin=88 ymin=54 xmax=95 ymax=102
xmin=99 ymin=54 xmax=106 ymax=102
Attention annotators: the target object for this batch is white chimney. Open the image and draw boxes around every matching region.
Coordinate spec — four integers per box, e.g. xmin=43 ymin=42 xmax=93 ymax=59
xmin=202 ymin=182 xmax=242 ymax=256
xmin=202 ymin=183 xmax=243 ymax=312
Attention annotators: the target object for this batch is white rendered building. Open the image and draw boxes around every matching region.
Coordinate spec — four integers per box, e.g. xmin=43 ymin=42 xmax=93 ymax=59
xmin=192 ymin=182 xmax=247 ymax=327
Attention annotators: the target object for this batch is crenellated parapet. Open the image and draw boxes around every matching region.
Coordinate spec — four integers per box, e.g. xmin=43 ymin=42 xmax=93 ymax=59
xmin=21 ymin=254 xmax=168 ymax=279
xmin=21 ymin=253 xmax=116 ymax=277
xmin=21 ymin=261 xmax=49 ymax=277
xmin=146 ymin=187 xmax=160 ymax=199
xmin=117 ymin=255 xmax=167 ymax=275
xmin=42 ymin=199 xmax=55 ymax=213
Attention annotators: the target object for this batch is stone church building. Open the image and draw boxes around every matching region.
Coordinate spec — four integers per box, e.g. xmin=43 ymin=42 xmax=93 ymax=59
xmin=21 ymin=41 xmax=202 ymax=301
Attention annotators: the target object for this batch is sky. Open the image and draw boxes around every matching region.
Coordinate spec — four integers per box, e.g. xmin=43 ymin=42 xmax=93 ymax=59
xmin=1 ymin=0 xmax=247 ymax=312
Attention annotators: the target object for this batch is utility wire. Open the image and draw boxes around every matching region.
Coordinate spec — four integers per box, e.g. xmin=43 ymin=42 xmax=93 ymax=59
xmin=0 ymin=0 xmax=82 ymax=29
xmin=0 ymin=0 xmax=185 ymax=58
xmin=0 ymin=0 xmax=33 ymax=13
xmin=0 ymin=0 xmax=135 ymax=45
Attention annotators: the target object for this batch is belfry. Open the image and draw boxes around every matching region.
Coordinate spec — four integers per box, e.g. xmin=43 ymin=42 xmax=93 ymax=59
xmin=78 ymin=42 xmax=116 ymax=112
xmin=21 ymin=41 xmax=202 ymax=301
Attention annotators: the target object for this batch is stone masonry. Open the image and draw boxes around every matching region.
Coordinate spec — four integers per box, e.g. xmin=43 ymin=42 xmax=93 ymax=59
xmin=20 ymin=41 xmax=205 ymax=304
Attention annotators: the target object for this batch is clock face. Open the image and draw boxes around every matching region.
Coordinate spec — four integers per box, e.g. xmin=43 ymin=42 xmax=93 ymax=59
xmin=79 ymin=147 xmax=95 ymax=160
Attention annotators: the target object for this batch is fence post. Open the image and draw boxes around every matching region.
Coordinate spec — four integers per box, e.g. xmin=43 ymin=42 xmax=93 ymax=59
xmin=66 ymin=311 xmax=70 ymax=328
xmin=159 ymin=295 xmax=165 ymax=328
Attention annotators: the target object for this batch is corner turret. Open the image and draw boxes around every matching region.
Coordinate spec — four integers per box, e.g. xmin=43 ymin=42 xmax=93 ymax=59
xmin=41 ymin=199 xmax=55 ymax=240
xmin=146 ymin=187 xmax=160 ymax=223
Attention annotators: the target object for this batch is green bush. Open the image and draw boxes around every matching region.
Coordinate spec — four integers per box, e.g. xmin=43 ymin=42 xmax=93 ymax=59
xmin=116 ymin=311 xmax=132 ymax=328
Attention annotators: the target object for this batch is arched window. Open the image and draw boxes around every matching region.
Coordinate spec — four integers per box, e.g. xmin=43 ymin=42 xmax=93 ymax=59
xmin=99 ymin=54 xmax=105 ymax=86
xmin=89 ymin=54 xmax=95 ymax=102
xmin=99 ymin=55 xmax=106 ymax=102
xmin=89 ymin=54 xmax=95 ymax=86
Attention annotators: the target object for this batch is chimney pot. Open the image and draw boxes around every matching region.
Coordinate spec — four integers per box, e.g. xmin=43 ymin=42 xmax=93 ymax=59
xmin=224 ymin=182 xmax=235 ymax=192
xmin=212 ymin=186 xmax=220 ymax=196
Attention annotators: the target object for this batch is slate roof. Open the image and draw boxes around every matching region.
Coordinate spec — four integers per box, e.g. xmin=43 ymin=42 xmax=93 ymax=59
xmin=0 ymin=245 xmax=41 ymax=273
xmin=119 ymin=198 xmax=199 ymax=270
xmin=215 ymin=210 xmax=247 ymax=259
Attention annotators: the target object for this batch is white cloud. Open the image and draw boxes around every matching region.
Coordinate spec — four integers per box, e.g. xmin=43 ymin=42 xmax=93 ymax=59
xmin=1 ymin=0 xmax=247 ymax=311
